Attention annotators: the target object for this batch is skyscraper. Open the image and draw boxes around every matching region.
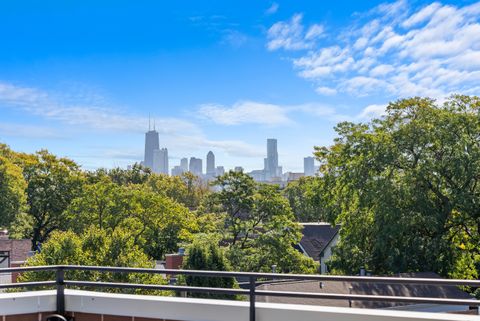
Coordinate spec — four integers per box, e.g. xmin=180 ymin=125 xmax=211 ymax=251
xmin=265 ymin=138 xmax=279 ymax=180
xmin=153 ymin=148 xmax=169 ymax=174
xmin=144 ymin=127 xmax=159 ymax=170
xmin=180 ymin=158 xmax=188 ymax=172
xmin=189 ymin=157 xmax=203 ymax=176
xmin=304 ymin=156 xmax=315 ymax=176
xmin=215 ymin=166 xmax=225 ymax=176
xmin=206 ymin=151 xmax=215 ymax=176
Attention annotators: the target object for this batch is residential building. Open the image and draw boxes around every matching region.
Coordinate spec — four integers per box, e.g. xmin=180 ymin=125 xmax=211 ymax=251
xmin=0 ymin=230 xmax=32 ymax=284
xmin=295 ymin=223 xmax=340 ymax=274
xmin=256 ymin=272 xmax=475 ymax=314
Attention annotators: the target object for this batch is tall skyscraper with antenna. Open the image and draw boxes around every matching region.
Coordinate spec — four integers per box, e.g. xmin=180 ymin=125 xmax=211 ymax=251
xmin=144 ymin=117 xmax=159 ymax=170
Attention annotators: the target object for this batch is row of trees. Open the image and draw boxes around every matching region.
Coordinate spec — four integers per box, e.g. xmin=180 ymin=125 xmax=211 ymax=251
xmin=0 ymin=144 xmax=318 ymax=288
xmin=2 ymin=95 xmax=480 ymax=289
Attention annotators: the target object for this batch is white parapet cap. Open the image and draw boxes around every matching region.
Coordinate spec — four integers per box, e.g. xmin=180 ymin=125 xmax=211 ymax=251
xmin=0 ymin=289 xmax=478 ymax=321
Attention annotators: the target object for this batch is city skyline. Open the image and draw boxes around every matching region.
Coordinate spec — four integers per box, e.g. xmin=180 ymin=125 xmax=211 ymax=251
xmin=146 ymin=125 xmax=317 ymax=178
xmin=1 ymin=1 xmax=479 ymax=172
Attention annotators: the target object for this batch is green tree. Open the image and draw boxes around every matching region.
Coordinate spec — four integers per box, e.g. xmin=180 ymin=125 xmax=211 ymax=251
xmin=207 ymin=171 xmax=318 ymax=273
xmin=182 ymin=241 xmax=236 ymax=299
xmin=283 ymin=176 xmax=324 ymax=222
xmin=66 ymin=180 xmax=198 ymax=259
xmin=147 ymin=172 xmax=209 ymax=210
xmin=0 ymin=155 xmax=27 ymax=229
xmin=20 ymin=150 xmax=84 ymax=249
xmin=19 ymin=227 xmax=166 ymax=294
xmin=315 ymin=95 xmax=480 ymax=276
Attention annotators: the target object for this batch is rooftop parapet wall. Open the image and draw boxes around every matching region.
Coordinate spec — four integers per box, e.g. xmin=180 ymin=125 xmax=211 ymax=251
xmin=1 ymin=290 xmax=478 ymax=321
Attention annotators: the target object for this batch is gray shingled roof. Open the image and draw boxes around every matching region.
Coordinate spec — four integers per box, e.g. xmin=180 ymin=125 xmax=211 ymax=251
xmin=296 ymin=223 xmax=340 ymax=261
xmin=256 ymin=272 xmax=476 ymax=309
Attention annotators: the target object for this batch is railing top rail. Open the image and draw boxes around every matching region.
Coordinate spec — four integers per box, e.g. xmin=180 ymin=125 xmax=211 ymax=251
xmin=61 ymin=265 xmax=480 ymax=287
xmin=0 ymin=265 xmax=479 ymax=287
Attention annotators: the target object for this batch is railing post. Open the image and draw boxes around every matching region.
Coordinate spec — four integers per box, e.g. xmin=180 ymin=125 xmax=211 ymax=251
xmin=56 ymin=267 xmax=65 ymax=315
xmin=249 ymin=276 xmax=256 ymax=321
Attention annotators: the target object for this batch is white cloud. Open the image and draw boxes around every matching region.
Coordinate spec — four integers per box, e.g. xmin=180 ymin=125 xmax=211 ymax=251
xmin=0 ymin=82 xmax=198 ymax=134
xmin=198 ymin=101 xmax=292 ymax=126
xmin=0 ymin=123 xmax=60 ymax=139
xmin=305 ymin=24 xmax=324 ymax=40
xmin=0 ymin=81 xmax=267 ymax=159
xmin=267 ymin=14 xmax=324 ymax=51
xmin=358 ymin=104 xmax=387 ymax=119
xmin=265 ymin=2 xmax=279 ymax=15
xmin=270 ymin=1 xmax=480 ymax=100
xmin=198 ymin=100 xmax=338 ymax=126
xmin=315 ymin=86 xmax=337 ymax=96
xmin=222 ymin=30 xmax=248 ymax=48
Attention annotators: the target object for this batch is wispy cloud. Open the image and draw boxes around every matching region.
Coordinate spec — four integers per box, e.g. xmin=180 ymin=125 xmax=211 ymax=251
xmin=0 ymin=82 xmax=198 ymax=134
xmin=268 ymin=1 xmax=480 ymax=98
xmin=198 ymin=101 xmax=293 ymax=126
xmin=198 ymin=100 xmax=336 ymax=126
xmin=0 ymin=81 xmax=265 ymax=159
xmin=0 ymin=122 xmax=60 ymax=139
xmin=267 ymin=14 xmax=324 ymax=51
xmin=221 ymin=30 xmax=248 ymax=48
xmin=265 ymin=2 xmax=279 ymax=15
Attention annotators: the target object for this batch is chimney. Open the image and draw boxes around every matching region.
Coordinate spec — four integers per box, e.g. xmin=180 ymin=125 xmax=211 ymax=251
xmin=0 ymin=229 xmax=9 ymax=240
xmin=165 ymin=248 xmax=185 ymax=270
xmin=359 ymin=267 xmax=366 ymax=276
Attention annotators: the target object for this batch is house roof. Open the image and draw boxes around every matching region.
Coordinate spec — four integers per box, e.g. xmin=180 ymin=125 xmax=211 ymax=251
xmin=296 ymin=223 xmax=340 ymax=260
xmin=256 ymin=272 xmax=475 ymax=309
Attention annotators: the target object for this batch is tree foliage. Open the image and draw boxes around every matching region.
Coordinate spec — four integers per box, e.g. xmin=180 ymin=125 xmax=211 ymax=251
xmin=0 ymin=155 xmax=27 ymax=229
xmin=283 ymin=176 xmax=324 ymax=222
xmin=182 ymin=241 xmax=236 ymax=299
xmin=19 ymin=227 xmax=166 ymax=294
xmin=207 ymin=171 xmax=318 ymax=273
xmin=20 ymin=150 xmax=84 ymax=249
xmin=65 ymin=178 xmax=198 ymax=259
xmin=315 ymin=95 xmax=480 ymax=277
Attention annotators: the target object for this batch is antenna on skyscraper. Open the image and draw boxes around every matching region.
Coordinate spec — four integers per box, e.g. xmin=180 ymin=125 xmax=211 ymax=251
xmin=153 ymin=119 xmax=156 ymax=131
xmin=148 ymin=114 xmax=151 ymax=131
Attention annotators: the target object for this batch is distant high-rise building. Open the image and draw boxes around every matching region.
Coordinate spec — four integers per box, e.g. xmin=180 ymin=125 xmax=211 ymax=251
xmin=248 ymin=170 xmax=265 ymax=181
xmin=153 ymin=148 xmax=169 ymax=174
xmin=144 ymin=127 xmax=159 ymax=170
xmin=265 ymin=138 xmax=279 ymax=180
xmin=234 ymin=166 xmax=244 ymax=172
xmin=180 ymin=158 xmax=188 ymax=171
xmin=206 ymin=151 xmax=215 ymax=176
xmin=171 ymin=165 xmax=183 ymax=176
xmin=215 ymin=166 xmax=225 ymax=176
xmin=304 ymin=156 xmax=315 ymax=176
xmin=189 ymin=157 xmax=203 ymax=176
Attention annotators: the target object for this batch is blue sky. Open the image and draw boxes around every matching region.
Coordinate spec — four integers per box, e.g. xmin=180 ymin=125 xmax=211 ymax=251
xmin=1 ymin=0 xmax=479 ymax=172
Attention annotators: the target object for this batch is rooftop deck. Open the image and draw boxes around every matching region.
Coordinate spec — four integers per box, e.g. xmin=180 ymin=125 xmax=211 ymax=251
xmin=0 ymin=265 xmax=479 ymax=321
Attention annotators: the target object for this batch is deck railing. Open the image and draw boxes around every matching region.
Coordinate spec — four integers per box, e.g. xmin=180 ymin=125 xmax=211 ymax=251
xmin=0 ymin=265 xmax=479 ymax=321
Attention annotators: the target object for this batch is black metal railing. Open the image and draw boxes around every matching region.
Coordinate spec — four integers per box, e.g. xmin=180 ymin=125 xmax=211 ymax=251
xmin=0 ymin=265 xmax=479 ymax=321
